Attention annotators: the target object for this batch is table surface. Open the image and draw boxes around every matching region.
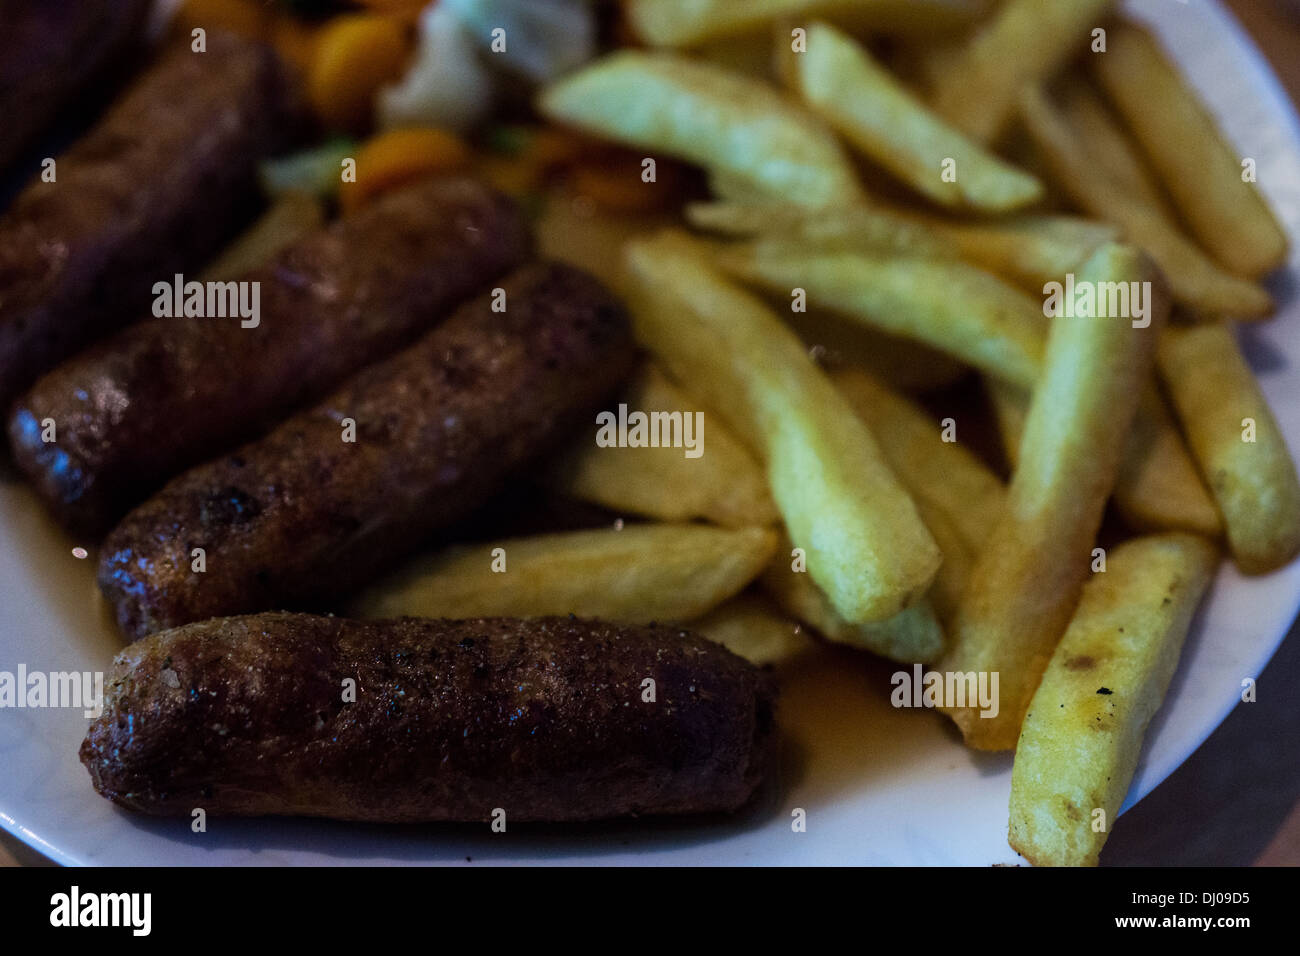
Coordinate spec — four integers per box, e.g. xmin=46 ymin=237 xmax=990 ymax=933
xmin=4 ymin=0 xmax=1299 ymax=868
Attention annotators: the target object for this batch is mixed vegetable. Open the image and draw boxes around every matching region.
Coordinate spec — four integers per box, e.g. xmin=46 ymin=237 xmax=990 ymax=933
xmin=175 ymin=0 xmax=683 ymax=216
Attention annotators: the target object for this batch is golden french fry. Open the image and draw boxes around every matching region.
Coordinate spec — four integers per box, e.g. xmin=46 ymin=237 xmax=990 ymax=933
xmin=626 ymin=231 xmax=941 ymax=623
xmin=795 ymin=22 xmax=1043 ymax=212
xmin=689 ymin=594 xmax=814 ymax=666
xmin=1116 ymin=384 xmax=1224 ymax=538
xmin=545 ymin=364 xmax=779 ymax=528
xmin=1158 ymin=324 xmax=1300 ymax=573
xmin=683 ymin=207 xmax=975 ymax=387
xmin=716 ymin=243 xmax=1046 ymax=389
xmin=1092 ymin=23 xmax=1288 ymax=278
xmin=904 ymin=212 xmax=1119 ymax=292
xmin=930 ymin=0 xmax=1117 ymax=143
xmin=686 ymin=209 xmax=972 ymax=390
xmin=350 ymin=524 xmax=778 ymax=624
xmin=706 ymin=169 xmax=797 ymax=206
xmin=761 ymin=533 xmax=945 ymax=663
xmin=538 ymin=51 xmax=865 ymax=207
xmin=822 ymin=368 xmax=981 ymax=623
xmin=1054 ymin=76 xmax=1174 ymax=217
xmin=831 ymin=367 xmax=1005 ymax=555
xmin=911 ymin=497 xmax=974 ymax=627
xmin=686 ymin=201 xmax=955 ymax=258
xmin=691 ymin=27 xmax=780 ymax=82
xmin=626 ymin=0 xmax=986 ymax=48
xmin=1019 ymin=84 xmax=1274 ymax=318
xmin=905 ymin=32 xmax=970 ymax=96
xmin=535 ymin=193 xmax=679 ymax=297
xmin=939 ymin=243 xmax=1165 ymax=751
xmin=200 ymin=191 xmax=325 ymax=280
xmin=771 ymin=15 xmax=800 ymax=92
xmin=784 ymin=308 xmax=972 ymax=393
xmin=989 ymin=376 xmax=1222 ymax=538
xmin=1009 ymin=533 xmax=1219 ymax=866
xmin=688 ymin=200 xmax=1118 ymax=292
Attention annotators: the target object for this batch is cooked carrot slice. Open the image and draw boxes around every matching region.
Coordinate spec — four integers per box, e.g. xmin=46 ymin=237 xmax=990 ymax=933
xmin=341 ymin=127 xmax=472 ymax=212
xmin=308 ymin=14 xmax=411 ymax=134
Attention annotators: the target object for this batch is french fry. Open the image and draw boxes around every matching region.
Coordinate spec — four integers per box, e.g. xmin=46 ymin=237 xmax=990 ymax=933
xmin=784 ymin=308 xmax=972 ymax=392
xmin=762 ymin=533 xmax=946 ymax=663
xmin=716 ymin=243 xmax=1046 ymax=389
xmin=1018 ymin=85 xmax=1274 ymax=318
xmin=688 ymin=200 xmax=1118 ymax=292
xmin=1054 ymin=76 xmax=1173 ymax=217
xmin=706 ymin=170 xmax=798 ymax=206
xmin=350 ymin=524 xmax=778 ymax=624
xmin=824 ymin=368 xmax=983 ymax=622
xmin=1009 ymin=533 xmax=1219 ymax=866
xmin=1116 ymin=384 xmax=1225 ymax=539
xmin=1092 ymin=23 xmax=1288 ymax=278
xmin=831 ymin=367 xmax=1005 ymax=555
xmin=535 ymin=192 xmax=681 ymax=297
xmin=903 ymin=32 xmax=969 ymax=97
xmin=626 ymin=231 xmax=942 ymax=623
xmin=795 ymin=22 xmax=1043 ymax=212
xmin=545 ymin=364 xmax=779 ymax=528
xmin=930 ymin=0 xmax=1117 ymax=144
xmin=665 ymin=218 xmax=972 ymax=390
xmin=538 ymin=51 xmax=865 ymax=207
xmin=913 ymin=499 xmax=974 ymax=627
xmin=939 ymin=243 xmax=1165 ymax=751
xmin=746 ymin=206 xmax=1208 ymax=541
xmin=199 ymin=191 xmax=325 ymax=280
xmin=689 ymin=594 xmax=814 ymax=666
xmin=626 ymin=0 xmax=986 ymax=48
xmin=1157 ymin=324 xmax=1300 ymax=573
xmin=686 ymin=201 xmax=955 ymax=259
xmin=988 ymin=377 xmax=1222 ymax=538
xmin=906 ymin=212 xmax=1119 ymax=292
xmin=692 ymin=28 xmax=779 ymax=82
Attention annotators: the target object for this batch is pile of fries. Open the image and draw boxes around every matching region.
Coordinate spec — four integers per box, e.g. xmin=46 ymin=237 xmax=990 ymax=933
xmin=363 ymin=0 xmax=1300 ymax=866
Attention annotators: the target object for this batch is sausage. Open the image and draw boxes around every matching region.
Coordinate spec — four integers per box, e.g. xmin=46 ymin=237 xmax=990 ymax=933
xmin=0 ymin=0 xmax=152 ymax=176
xmin=98 ymin=263 xmax=636 ymax=639
xmin=9 ymin=177 xmax=532 ymax=534
xmin=0 ymin=32 xmax=298 ymax=410
xmin=80 ymin=613 xmax=776 ymax=822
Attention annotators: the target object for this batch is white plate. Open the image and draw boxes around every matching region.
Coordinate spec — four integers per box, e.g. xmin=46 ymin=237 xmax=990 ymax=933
xmin=3 ymin=0 xmax=1299 ymax=866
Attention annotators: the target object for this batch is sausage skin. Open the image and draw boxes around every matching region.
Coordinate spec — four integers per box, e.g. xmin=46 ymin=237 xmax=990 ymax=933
xmin=80 ymin=613 xmax=776 ymax=822
xmin=0 ymin=33 xmax=297 ymax=409
xmin=0 ymin=0 xmax=152 ymax=176
xmin=99 ymin=263 xmax=636 ymax=639
xmin=9 ymin=177 xmax=532 ymax=534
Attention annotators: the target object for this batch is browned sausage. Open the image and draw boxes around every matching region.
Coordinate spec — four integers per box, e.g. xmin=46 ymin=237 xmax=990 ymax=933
xmin=81 ymin=613 xmax=776 ymax=822
xmin=9 ymin=177 xmax=532 ymax=534
xmin=0 ymin=32 xmax=298 ymax=410
xmin=0 ymin=0 xmax=152 ymax=176
xmin=98 ymin=263 xmax=636 ymax=639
